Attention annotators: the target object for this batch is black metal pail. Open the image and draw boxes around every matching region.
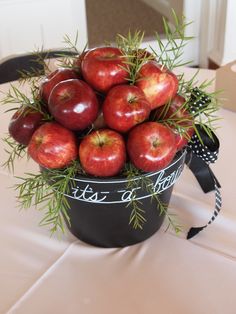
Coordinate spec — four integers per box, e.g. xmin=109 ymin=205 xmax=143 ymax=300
xmin=64 ymin=150 xmax=186 ymax=247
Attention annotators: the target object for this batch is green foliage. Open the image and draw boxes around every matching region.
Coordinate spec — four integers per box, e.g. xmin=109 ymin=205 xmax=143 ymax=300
xmin=152 ymin=9 xmax=193 ymax=70
xmin=116 ymin=30 xmax=145 ymax=54
xmin=62 ymin=31 xmax=80 ymax=54
xmin=56 ymin=31 xmax=87 ymax=69
xmin=17 ymin=47 xmax=51 ymax=85
xmin=15 ymin=161 xmax=79 ymax=234
xmin=1 ymin=11 xmax=220 ymax=235
xmin=115 ymin=11 xmax=192 ymax=84
xmin=116 ymin=31 xmax=149 ymax=84
xmin=2 ymin=135 xmax=26 ymax=173
xmin=1 ymin=83 xmax=51 ymax=120
xmin=123 ymin=163 xmax=182 ymax=233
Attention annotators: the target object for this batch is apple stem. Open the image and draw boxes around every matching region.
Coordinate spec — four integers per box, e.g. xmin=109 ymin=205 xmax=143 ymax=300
xmin=128 ymin=96 xmax=138 ymax=104
xmin=152 ymin=139 xmax=159 ymax=148
xmin=35 ymin=135 xmax=44 ymax=147
xmin=95 ymin=131 xmax=105 ymax=147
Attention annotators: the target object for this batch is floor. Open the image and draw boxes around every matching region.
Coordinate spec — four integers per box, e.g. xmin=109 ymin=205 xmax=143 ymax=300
xmin=85 ymin=0 xmax=165 ymax=47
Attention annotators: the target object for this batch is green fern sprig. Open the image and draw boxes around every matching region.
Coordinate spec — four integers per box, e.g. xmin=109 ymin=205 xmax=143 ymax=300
xmin=151 ymin=10 xmax=193 ymax=70
xmin=57 ymin=31 xmax=87 ymax=69
xmin=1 ymin=84 xmax=52 ymax=121
xmin=18 ymin=67 xmax=44 ymax=85
xmin=123 ymin=162 xmax=181 ymax=233
xmin=15 ymin=160 xmax=80 ymax=234
xmin=179 ymin=72 xmax=221 ymax=142
xmin=116 ymin=30 xmax=145 ymax=54
xmin=127 ymin=197 xmax=147 ymax=230
xmin=123 ymin=162 xmax=147 ymax=229
xmin=2 ymin=135 xmax=26 ymax=173
xmin=140 ymin=172 xmax=182 ymax=234
xmin=116 ymin=31 xmax=155 ymax=84
xmin=152 ymin=97 xmax=194 ymax=141
xmin=17 ymin=47 xmax=51 ymax=85
xmin=62 ymin=31 xmax=80 ymax=54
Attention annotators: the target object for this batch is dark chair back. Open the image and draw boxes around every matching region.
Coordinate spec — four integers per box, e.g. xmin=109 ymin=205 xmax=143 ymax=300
xmin=0 ymin=50 xmax=76 ymax=84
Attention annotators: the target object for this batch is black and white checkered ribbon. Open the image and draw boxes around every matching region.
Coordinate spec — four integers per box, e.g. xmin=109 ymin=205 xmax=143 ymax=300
xmin=186 ymin=124 xmax=222 ymax=239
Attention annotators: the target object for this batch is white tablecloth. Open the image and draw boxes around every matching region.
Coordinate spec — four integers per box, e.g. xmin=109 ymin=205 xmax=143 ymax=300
xmin=0 ymin=68 xmax=236 ymax=314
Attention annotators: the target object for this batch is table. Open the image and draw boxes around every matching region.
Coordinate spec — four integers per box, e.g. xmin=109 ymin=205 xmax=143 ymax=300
xmin=0 ymin=67 xmax=236 ymax=314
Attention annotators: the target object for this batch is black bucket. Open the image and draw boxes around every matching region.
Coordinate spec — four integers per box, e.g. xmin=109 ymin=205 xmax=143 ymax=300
xmin=64 ymin=150 xmax=186 ymax=248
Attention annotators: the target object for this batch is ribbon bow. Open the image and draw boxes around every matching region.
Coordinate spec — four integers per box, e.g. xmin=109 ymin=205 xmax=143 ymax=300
xmin=185 ymin=124 xmax=222 ymax=239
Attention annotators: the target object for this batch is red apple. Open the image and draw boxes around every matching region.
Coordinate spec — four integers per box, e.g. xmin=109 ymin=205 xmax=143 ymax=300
xmin=79 ymin=129 xmax=126 ymax=177
xmin=127 ymin=121 xmax=177 ymax=172
xmin=154 ymin=94 xmax=194 ymax=150
xmin=28 ymin=122 xmax=77 ymax=169
xmin=135 ymin=61 xmax=178 ymax=109
xmin=103 ymin=85 xmax=151 ymax=133
xmin=48 ymin=79 xmax=99 ymax=131
xmin=81 ymin=47 xmax=129 ymax=93
xmin=40 ymin=68 xmax=78 ymax=104
xmin=8 ymin=108 xmax=44 ymax=146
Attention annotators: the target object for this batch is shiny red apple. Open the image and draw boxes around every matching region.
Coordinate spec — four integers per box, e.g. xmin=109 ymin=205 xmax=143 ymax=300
xmin=127 ymin=121 xmax=177 ymax=172
xmin=8 ymin=108 xmax=44 ymax=146
xmin=79 ymin=129 xmax=126 ymax=177
xmin=28 ymin=122 xmax=77 ymax=169
xmin=81 ymin=47 xmax=129 ymax=93
xmin=154 ymin=94 xmax=194 ymax=150
xmin=103 ymin=85 xmax=151 ymax=133
xmin=135 ymin=61 xmax=178 ymax=109
xmin=48 ymin=79 xmax=99 ymax=131
xmin=40 ymin=68 xmax=78 ymax=104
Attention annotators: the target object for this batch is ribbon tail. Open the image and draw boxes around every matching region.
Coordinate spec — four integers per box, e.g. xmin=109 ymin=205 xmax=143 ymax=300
xmin=208 ymin=167 xmax=221 ymax=189
xmin=186 ymin=177 xmax=222 ymax=239
xmin=185 ymin=124 xmax=221 ymax=239
xmin=187 ymin=226 xmax=206 ymax=239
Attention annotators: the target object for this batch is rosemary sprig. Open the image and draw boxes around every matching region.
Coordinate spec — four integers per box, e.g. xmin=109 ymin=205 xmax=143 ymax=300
xmin=1 ymin=84 xmax=43 ymax=114
xmin=151 ymin=10 xmax=193 ymax=70
xmin=123 ymin=162 xmax=147 ymax=229
xmin=2 ymin=135 xmax=26 ymax=173
xmin=1 ymin=83 xmax=52 ymax=122
xmin=62 ymin=31 xmax=80 ymax=54
xmin=116 ymin=31 xmax=155 ymax=84
xmin=140 ymin=171 xmax=182 ymax=234
xmin=32 ymin=47 xmax=51 ymax=74
xmin=56 ymin=31 xmax=87 ymax=69
xmin=180 ymin=72 xmax=221 ymax=142
xmin=123 ymin=163 xmax=181 ymax=233
xmin=116 ymin=30 xmax=145 ymax=55
xmin=127 ymin=198 xmax=147 ymax=229
xmin=147 ymin=186 xmax=182 ymax=234
xmin=18 ymin=67 xmax=44 ymax=85
xmin=15 ymin=160 xmax=80 ymax=234
xmin=115 ymin=11 xmax=193 ymax=86
xmin=151 ymin=96 xmax=194 ymax=142
xmin=17 ymin=47 xmax=51 ymax=85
